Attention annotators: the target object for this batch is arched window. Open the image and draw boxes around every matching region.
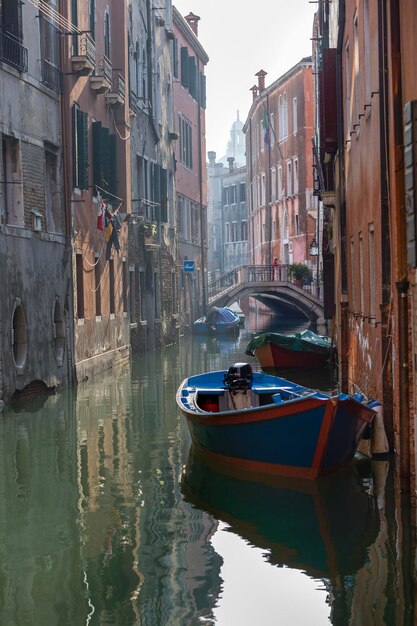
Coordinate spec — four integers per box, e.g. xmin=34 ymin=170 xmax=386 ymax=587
xmin=12 ymin=301 xmax=28 ymax=370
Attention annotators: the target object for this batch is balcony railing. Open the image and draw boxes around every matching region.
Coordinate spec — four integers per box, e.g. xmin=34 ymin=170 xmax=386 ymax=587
xmin=96 ymin=54 xmax=112 ymax=83
xmin=106 ymin=72 xmax=125 ymax=106
xmin=0 ymin=31 xmax=28 ymax=72
xmin=71 ymin=32 xmax=95 ymax=74
xmin=41 ymin=59 xmax=62 ymax=93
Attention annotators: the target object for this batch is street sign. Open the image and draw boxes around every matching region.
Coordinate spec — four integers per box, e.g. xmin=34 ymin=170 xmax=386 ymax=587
xmin=183 ymin=260 xmax=195 ymax=272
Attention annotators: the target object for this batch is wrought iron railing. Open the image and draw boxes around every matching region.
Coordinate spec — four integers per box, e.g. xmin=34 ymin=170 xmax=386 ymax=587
xmin=73 ymin=32 xmax=95 ymax=66
xmin=96 ymin=54 xmax=112 ymax=83
xmin=0 ymin=31 xmax=28 ymax=72
xmin=41 ymin=59 xmax=62 ymax=93
xmin=111 ymin=71 xmax=125 ymax=99
xmin=208 ymin=264 xmax=322 ymax=301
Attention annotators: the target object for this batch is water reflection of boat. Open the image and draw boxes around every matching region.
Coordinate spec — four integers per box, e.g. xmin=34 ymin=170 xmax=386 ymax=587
xmin=181 ymin=447 xmax=380 ymax=580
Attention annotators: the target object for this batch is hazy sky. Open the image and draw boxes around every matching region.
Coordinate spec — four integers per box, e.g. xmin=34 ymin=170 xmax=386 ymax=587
xmin=173 ymin=0 xmax=317 ymax=159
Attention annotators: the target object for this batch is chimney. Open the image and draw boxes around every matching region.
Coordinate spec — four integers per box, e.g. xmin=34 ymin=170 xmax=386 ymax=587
xmin=208 ymin=151 xmax=216 ymax=165
xmin=255 ymin=69 xmax=267 ymax=92
xmin=250 ymin=84 xmax=259 ymax=101
xmin=184 ymin=12 xmax=200 ymax=37
xmin=227 ymin=157 xmax=235 ymax=173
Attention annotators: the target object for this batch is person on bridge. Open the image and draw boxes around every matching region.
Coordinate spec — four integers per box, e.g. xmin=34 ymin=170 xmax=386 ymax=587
xmin=273 ymin=257 xmax=279 ymax=280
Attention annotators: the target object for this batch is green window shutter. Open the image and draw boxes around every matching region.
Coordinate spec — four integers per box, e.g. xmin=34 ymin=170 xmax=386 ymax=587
xmin=160 ymin=167 xmax=167 ymax=222
xmin=180 ymin=46 xmax=189 ymax=87
xmin=200 ymin=73 xmax=206 ymax=109
xmin=173 ymin=38 xmax=178 ymax=78
xmin=188 ymin=56 xmax=196 ymax=99
xmin=92 ymin=120 xmax=103 ymax=192
xmin=72 ymin=104 xmax=78 ymax=187
xmin=109 ymin=134 xmax=118 ymax=197
xmin=77 ymin=110 xmax=89 ymax=190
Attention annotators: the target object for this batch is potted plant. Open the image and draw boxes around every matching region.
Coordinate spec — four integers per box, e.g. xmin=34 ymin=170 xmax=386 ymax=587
xmin=287 ymin=262 xmax=313 ymax=286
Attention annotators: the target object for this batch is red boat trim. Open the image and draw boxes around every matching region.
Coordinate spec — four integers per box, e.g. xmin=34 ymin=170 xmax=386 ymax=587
xmin=193 ymin=444 xmax=323 ymax=480
xmin=311 ymin=399 xmax=336 ymax=470
xmin=186 ymin=395 xmax=326 ymax=426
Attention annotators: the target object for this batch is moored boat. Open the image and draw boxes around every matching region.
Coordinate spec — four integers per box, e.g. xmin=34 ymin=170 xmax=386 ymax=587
xmin=245 ymin=329 xmax=333 ymax=369
xmin=193 ymin=306 xmax=240 ymax=335
xmin=176 ymin=363 xmax=378 ymax=480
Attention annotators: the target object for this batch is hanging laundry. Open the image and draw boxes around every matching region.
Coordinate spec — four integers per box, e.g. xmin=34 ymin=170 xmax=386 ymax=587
xmin=105 ymin=208 xmax=113 ymax=242
xmin=105 ymin=212 xmax=122 ymax=259
xmin=97 ymin=194 xmax=105 ymax=232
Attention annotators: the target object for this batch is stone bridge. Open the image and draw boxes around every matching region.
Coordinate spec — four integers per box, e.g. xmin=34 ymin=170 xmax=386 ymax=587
xmin=208 ymin=265 xmax=325 ymax=325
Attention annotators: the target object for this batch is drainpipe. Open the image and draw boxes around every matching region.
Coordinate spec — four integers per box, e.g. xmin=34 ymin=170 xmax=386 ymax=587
xmin=336 ymin=0 xmax=348 ymax=391
xmin=249 ymin=118 xmax=254 ymax=265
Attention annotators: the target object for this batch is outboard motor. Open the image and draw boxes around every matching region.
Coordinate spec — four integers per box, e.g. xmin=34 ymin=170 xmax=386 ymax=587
xmin=223 ymin=362 xmax=253 ymax=392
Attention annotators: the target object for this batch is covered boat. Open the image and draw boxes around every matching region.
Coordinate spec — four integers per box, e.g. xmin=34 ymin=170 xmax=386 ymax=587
xmin=176 ymin=363 xmax=378 ymax=480
xmin=193 ymin=306 xmax=240 ymax=335
xmin=245 ymin=329 xmax=333 ymax=369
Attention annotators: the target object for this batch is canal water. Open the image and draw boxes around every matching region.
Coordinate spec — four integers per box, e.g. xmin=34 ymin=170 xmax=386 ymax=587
xmin=0 ymin=312 xmax=414 ymax=625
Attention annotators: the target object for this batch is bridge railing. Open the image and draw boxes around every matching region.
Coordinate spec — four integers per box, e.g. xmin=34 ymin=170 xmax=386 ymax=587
xmin=208 ymin=264 xmax=322 ymax=301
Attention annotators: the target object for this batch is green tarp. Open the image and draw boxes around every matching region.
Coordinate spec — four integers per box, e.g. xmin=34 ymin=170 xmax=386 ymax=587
xmin=245 ymin=329 xmax=332 ymax=356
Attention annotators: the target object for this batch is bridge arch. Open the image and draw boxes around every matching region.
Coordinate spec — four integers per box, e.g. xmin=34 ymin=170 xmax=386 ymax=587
xmin=208 ymin=265 xmax=325 ymax=325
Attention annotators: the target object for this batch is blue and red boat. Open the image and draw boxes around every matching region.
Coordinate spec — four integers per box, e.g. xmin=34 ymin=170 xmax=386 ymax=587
xmin=193 ymin=306 xmax=240 ymax=335
xmin=176 ymin=363 xmax=379 ymax=480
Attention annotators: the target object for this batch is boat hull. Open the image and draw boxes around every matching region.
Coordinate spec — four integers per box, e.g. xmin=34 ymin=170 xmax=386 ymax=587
xmin=177 ymin=370 xmax=376 ymax=480
xmin=255 ymin=341 xmax=330 ymax=368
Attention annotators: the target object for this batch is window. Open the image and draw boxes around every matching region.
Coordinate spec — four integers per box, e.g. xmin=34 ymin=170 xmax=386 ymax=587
xmin=270 ymin=112 xmax=275 ymax=144
xmin=76 ymin=253 xmax=85 ymax=319
xmin=12 ymin=302 xmax=28 ymax=369
xmin=295 ymin=214 xmax=299 ymax=236
xmin=179 ymin=115 xmax=193 ymax=169
xmin=109 ymin=259 xmax=115 ymax=315
xmin=173 ymin=38 xmax=179 ymax=78
xmin=89 ymin=0 xmax=95 ymax=39
xmin=278 ymin=166 xmax=283 ymax=199
xmin=180 ymin=46 xmax=189 ymax=87
xmin=353 ymin=12 xmax=360 ymax=125
xmin=261 ymin=173 xmax=266 ymax=206
xmin=40 ymin=12 xmax=61 ymax=92
xmin=239 ymin=182 xmax=246 ymax=203
xmin=232 ymin=221 xmax=238 ymax=242
xmin=293 ymin=158 xmax=299 ymax=195
xmin=1 ymin=0 xmax=26 ymax=71
xmin=359 ymin=233 xmax=364 ymax=312
xmin=241 ymin=220 xmax=248 ymax=241
xmin=72 ymin=104 xmax=89 ymax=189
xmin=286 ymin=161 xmax=292 ymax=196
xmin=293 ymin=98 xmax=297 ymax=134
xmin=45 ymin=147 xmax=64 ymax=233
xmin=171 ymin=269 xmax=177 ymax=314
xmin=225 ymin=222 xmax=230 ymax=242
xmin=350 ymin=237 xmax=355 ymax=307
xmin=95 ymin=255 xmax=101 ymax=316
xmin=2 ymin=134 xmax=23 ymax=226
xmin=104 ymin=11 xmax=110 ymax=59
xmin=279 ymin=93 xmax=288 ymax=139
xmin=271 ymin=168 xmax=276 ymax=201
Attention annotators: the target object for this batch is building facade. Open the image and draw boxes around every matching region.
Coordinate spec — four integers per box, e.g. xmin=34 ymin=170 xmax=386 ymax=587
xmin=128 ymin=0 xmax=179 ymax=353
xmin=172 ymin=9 xmax=209 ymax=328
xmin=0 ymin=0 xmax=73 ymax=406
xmin=314 ymin=0 xmax=417 ymax=489
xmin=243 ymin=62 xmax=316 ymax=273
xmin=61 ymin=0 xmax=131 ymax=382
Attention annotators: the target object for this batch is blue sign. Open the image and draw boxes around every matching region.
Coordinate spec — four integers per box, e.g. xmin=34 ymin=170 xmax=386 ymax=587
xmin=183 ymin=260 xmax=195 ymax=272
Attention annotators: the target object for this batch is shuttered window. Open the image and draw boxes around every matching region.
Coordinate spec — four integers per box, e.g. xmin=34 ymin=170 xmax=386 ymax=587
xmin=188 ymin=56 xmax=196 ymax=99
xmin=73 ymin=105 xmax=89 ymax=189
xmin=173 ymin=38 xmax=178 ymax=78
xmin=180 ymin=46 xmax=189 ymax=87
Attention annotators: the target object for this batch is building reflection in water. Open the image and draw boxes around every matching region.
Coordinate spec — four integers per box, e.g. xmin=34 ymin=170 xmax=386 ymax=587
xmin=0 ymin=333 xmax=416 ymax=625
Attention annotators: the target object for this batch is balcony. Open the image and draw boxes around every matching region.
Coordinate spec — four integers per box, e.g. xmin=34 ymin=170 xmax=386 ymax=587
xmin=106 ymin=72 xmax=125 ymax=107
xmin=41 ymin=59 xmax=62 ymax=93
xmin=90 ymin=54 xmax=112 ymax=94
xmin=0 ymin=31 xmax=28 ymax=72
xmin=71 ymin=33 xmax=95 ymax=75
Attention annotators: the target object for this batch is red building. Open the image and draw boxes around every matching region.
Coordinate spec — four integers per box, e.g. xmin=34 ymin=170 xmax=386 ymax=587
xmin=172 ymin=9 xmax=209 ymax=327
xmin=243 ymin=60 xmax=316 ymax=273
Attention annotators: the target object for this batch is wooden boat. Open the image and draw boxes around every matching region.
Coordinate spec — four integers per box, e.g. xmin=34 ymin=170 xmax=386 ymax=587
xmin=181 ymin=446 xmax=380 ymax=578
xmin=176 ymin=363 xmax=378 ymax=480
xmin=193 ymin=306 xmax=240 ymax=335
xmin=245 ymin=329 xmax=333 ymax=369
